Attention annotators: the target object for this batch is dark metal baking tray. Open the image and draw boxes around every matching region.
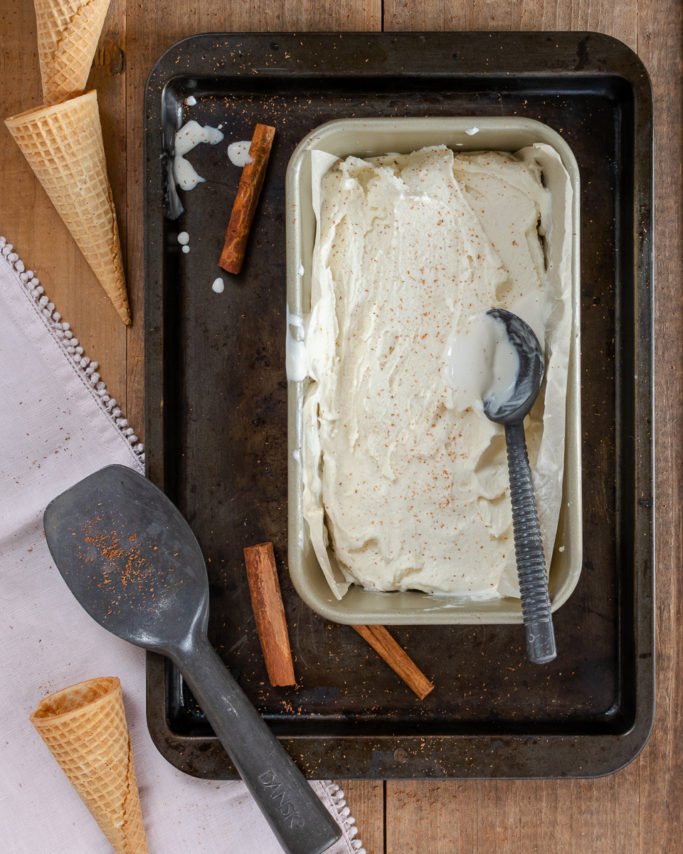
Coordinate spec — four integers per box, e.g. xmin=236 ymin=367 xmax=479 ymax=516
xmin=143 ymin=32 xmax=654 ymax=779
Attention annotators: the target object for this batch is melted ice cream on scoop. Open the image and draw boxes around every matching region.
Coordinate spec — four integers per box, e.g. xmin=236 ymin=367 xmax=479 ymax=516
xmin=482 ymin=308 xmax=544 ymax=424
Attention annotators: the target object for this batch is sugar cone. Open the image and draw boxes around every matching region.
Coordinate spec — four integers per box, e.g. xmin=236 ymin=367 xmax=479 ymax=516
xmin=34 ymin=0 xmax=111 ymax=105
xmin=5 ymin=91 xmax=131 ymax=324
xmin=31 ymin=677 xmax=148 ymax=854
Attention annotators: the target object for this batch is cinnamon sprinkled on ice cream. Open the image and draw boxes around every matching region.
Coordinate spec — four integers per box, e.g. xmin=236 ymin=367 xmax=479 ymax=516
xmin=301 ymin=145 xmax=572 ymax=600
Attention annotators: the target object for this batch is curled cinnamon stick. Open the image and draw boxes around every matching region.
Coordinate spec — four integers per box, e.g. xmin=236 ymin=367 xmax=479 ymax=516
xmin=244 ymin=542 xmax=296 ymax=687
xmin=352 ymin=625 xmax=434 ymax=700
xmin=219 ymin=123 xmax=275 ymax=274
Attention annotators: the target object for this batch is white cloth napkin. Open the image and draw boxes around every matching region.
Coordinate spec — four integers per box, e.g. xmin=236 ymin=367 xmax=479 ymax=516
xmin=0 ymin=236 xmax=364 ymax=854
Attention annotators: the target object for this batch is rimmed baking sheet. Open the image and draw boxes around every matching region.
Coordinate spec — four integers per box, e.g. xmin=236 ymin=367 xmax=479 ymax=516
xmin=144 ymin=31 xmax=653 ymax=779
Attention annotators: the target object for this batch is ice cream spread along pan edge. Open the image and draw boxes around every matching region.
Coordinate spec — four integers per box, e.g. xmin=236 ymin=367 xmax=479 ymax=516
xmin=286 ymin=117 xmax=581 ymax=625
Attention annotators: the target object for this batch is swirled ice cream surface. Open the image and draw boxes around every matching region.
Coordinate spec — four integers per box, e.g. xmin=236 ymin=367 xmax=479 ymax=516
xmin=298 ymin=144 xmax=572 ymax=600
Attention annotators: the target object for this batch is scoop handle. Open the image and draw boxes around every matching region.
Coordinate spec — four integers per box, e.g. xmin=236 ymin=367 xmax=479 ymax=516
xmin=504 ymin=421 xmax=557 ymax=664
xmin=171 ymin=634 xmax=340 ymax=854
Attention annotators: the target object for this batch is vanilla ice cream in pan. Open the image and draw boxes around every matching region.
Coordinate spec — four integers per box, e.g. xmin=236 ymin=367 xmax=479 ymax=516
xmin=286 ymin=117 xmax=581 ymax=625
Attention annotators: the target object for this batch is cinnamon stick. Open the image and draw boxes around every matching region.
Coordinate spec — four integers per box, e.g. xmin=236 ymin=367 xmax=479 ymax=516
xmin=219 ymin=123 xmax=275 ymax=274
xmin=243 ymin=542 xmax=296 ymax=687
xmin=352 ymin=625 xmax=434 ymax=700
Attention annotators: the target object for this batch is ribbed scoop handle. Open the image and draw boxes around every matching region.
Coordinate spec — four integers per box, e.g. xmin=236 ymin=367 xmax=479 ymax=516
xmin=505 ymin=420 xmax=557 ymax=664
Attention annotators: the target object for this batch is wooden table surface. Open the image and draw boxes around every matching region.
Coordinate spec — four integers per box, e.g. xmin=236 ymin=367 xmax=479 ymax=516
xmin=1 ymin=2 xmax=680 ymax=852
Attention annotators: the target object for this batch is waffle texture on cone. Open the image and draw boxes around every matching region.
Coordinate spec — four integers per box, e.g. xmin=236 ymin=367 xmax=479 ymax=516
xmin=5 ymin=91 xmax=131 ymax=324
xmin=31 ymin=677 xmax=148 ymax=854
xmin=34 ymin=0 xmax=111 ymax=105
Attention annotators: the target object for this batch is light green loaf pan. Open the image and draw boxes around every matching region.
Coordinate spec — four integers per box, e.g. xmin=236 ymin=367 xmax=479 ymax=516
xmin=285 ymin=116 xmax=581 ymax=625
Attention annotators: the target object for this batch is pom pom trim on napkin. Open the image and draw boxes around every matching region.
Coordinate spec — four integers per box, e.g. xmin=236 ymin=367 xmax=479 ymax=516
xmin=325 ymin=784 xmax=366 ymax=852
xmin=0 ymin=235 xmax=143 ymax=462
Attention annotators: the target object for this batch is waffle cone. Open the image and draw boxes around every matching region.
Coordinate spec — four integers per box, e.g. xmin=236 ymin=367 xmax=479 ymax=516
xmin=5 ymin=91 xmax=131 ymax=324
xmin=34 ymin=0 xmax=111 ymax=105
xmin=31 ymin=677 xmax=148 ymax=854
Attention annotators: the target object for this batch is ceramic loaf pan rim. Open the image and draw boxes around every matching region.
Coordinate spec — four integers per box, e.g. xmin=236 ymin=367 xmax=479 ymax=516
xmin=286 ymin=116 xmax=581 ymax=625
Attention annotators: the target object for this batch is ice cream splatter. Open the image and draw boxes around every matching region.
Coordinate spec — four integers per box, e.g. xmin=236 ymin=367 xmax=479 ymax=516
xmin=184 ymin=95 xmax=197 ymax=106
xmin=173 ymin=121 xmax=224 ymax=191
xmin=212 ymin=277 xmax=225 ymax=294
xmin=177 ymin=232 xmax=190 ymax=245
xmin=182 ymin=245 xmax=190 ymax=254
xmin=228 ymin=140 xmax=253 ymax=167
xmin=286 ymin=310 xmax=307 ymax=382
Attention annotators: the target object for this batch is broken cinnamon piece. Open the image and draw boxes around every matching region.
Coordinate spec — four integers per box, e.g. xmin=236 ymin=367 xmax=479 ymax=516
xmin=243 ymin=542 xmax=296 ymax=687
xmin=352 ymin=625 xmax=434 ymax=700
xmin=219 ymin=123 xmax=275 ymax=274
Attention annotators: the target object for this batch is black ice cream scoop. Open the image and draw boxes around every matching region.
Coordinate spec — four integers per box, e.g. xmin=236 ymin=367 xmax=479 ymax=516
xmin=483 ymin=308 xmax=557 ymax=665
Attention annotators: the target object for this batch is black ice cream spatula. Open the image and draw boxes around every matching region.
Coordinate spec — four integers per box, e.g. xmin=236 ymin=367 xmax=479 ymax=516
xmin=43 ymin=464 xmax=340 ymax=854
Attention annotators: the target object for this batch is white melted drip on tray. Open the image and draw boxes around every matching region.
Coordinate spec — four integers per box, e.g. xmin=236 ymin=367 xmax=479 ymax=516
xmin=286 ymin=310 xmax=307 ymax=382
xmin=173 ymin=121 xmax=224 ymax=191
xmin=228 ymin=140 xmax=254 ymax=167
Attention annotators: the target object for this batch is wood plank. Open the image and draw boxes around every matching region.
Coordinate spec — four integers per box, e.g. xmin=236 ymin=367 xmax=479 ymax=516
xmin=634 ymin=1 xmax=683 ymax=851
xmin=0 ymin=0 xmax=128 ymax=410
xmin=387 ymin=772 xmax=646 ymax=853
xmin=334 ymin=780 xmax=385 ymax=854
xmin=384 ymin=0 xmax=638 ymax=52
